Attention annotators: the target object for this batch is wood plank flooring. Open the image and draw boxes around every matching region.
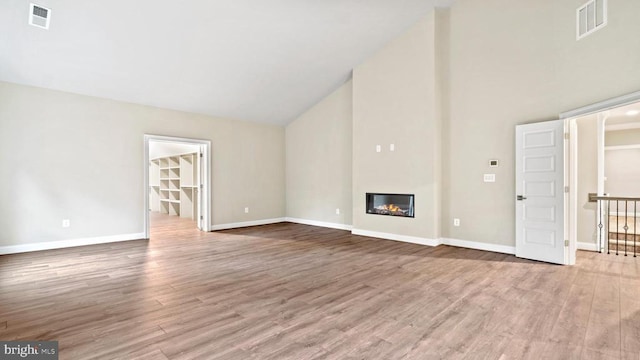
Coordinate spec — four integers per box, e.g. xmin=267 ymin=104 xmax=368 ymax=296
xmin=1 ymin=212 xmax=640 ymax=359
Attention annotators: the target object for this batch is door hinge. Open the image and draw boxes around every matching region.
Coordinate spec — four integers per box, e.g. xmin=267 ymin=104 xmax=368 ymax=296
xmin=564 ymin=240 xmax=569 ymax=247
xmin=564 ymin=133 xmax=569 ymax=140
xmin=564 ymin=186 xmax=569 ymax=193
xmin=200 ymin=153 xmax=203 ymax=158
xmin=200 ymin=215 xmax=203 ymax=220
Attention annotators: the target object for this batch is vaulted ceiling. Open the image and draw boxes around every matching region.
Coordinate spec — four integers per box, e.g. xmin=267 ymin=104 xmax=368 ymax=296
xmin=0 ymin=0 xmax=453 ymax=125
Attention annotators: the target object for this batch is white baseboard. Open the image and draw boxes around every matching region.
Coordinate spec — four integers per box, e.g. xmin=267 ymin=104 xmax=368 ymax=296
xmin=440 ymin=237 xmax=516 ymax=255
xmin=211 ymin=218 xmax=286 ymax=231
xmin=285 ymin=217 xmax=352 ymax=231
xmin=351 ymin=228 xmax=440 ymax=247
xmin=577 ymin=242 xmax=599 ymax=252
xmin=349 ymin=229 xmax=515 ymax=254
xmin=0 ymin=232 xmax=146 ymax=255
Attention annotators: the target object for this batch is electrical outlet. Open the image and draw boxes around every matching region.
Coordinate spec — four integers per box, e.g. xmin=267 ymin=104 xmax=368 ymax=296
xmin=336 ymin=208 xmax=340 ymax=215
xmin=62 ymin=219 xmax=70 ymax=228
xmin=244 ymin=207 xmax=249 ymax=213
xmin=453 ymin=218 xmax=460 ymax=227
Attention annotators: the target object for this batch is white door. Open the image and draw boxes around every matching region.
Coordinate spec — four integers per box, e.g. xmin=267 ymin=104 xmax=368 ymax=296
xmin=515 ymin=120 xmax=567 ymax=264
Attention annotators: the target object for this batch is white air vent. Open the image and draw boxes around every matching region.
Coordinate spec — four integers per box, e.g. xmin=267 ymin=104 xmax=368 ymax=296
xmin=577 ymin=0 xmax=607 ymax=40
xmin=29 ymin=3 xmax=51 ymax=29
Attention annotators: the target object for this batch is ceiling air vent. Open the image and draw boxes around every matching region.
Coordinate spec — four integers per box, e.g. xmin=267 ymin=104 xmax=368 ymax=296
xmin=577 ymin=0 xmax=607 ymax=40
xmin=29 ymin=3 xmax=51 ymax=29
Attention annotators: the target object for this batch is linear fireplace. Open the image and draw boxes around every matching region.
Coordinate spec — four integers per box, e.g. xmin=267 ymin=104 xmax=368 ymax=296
xmin=366 ymin=193 xmax=414 ymax=218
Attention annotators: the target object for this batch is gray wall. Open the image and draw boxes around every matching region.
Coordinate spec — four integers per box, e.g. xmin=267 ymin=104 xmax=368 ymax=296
xmin=0 ymin=81 xmax=285 ymax=247
xmin=576 ymin=116 xmax=598 ymax=246
xmin=286 ymin=0 xmax=640 ymax=247
xmin=285 ymin=81 xmax=353 ymax=225
xmin=5 ymin=0 xmax=640 ymax=251
xmin=352 ymin=11 xmax=444 ymax=240
xmin=442 ymin=0 xmax=640 ymax=245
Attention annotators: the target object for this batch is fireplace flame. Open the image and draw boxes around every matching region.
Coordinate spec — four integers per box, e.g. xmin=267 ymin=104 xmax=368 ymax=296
xmin=374 ymin=203 xmax=406 ymax=215
xmin=378 ymin=204 xmax=401 ymax=212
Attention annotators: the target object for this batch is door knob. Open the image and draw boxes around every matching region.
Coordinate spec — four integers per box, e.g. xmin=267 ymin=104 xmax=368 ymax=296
xmin=517 ymin=195 xmax=527 ymax=201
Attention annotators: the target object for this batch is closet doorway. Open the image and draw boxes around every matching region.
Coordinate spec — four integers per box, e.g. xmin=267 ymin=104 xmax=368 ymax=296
xmin=143 ymin=135 xmax=211 ymax=238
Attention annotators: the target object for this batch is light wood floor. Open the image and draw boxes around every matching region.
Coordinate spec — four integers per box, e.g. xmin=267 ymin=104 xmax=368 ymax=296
xmin=1 ymin=213 xmax=639 ymax=359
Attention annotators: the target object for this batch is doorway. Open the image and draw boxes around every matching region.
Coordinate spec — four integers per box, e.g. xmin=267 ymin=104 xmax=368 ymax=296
xmin=561 ymin=91 xmax=640 ymax=260
xmin=143 ymin=135 xmax=211 ymax=238
xmin=570 ymin=102 xmax=640 ymax=256
xmin=515 ymin=90 xmax=640 ymax=265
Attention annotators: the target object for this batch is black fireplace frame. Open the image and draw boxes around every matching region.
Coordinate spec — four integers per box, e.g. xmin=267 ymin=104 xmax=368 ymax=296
xmin=365 ymin=193 xmax=415 ymax=218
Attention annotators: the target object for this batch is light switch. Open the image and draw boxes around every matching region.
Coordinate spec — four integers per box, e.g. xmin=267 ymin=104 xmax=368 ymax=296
xmin=376 ymin=145 xmax=381 ymax=153
xmin=390 ymin=144 xmax=395 ymax=151
xmin=483 ymin=174 xmax=496 ymax=182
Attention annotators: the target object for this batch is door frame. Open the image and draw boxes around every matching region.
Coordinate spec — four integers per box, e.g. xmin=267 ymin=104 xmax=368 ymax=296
xmin=567 ymin=119 xmax=577 ymax=265
xmin=560 ymin=89 xmax=640 ymax=258
xmin=143 ymin=134 xmax=212 ymax=238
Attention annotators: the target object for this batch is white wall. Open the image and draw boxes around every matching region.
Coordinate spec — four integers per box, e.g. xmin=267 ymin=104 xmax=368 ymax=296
xmin=285 ymin=81 xmax=353 ymax=226
xmin=605 ymin=128 xmax=640 ymax=197
xmin=149 ymin=142 xmax=200 ymax=159
xmin=606 ymin=128 xmax=640 ymax=147
xmin=0 ymin=81 xmax=285 ymax=248
xmin=605 ymin=148 xmax=640 ymax=197
xmin=604 ymin=129 xmax=640 ymax=198
xmin=443 ymin=0 xmax=640 ymax=246
xmin=576 ymin=116 xmax=598 ymax=246
xmin=352 ymin=11 xmax=444 ymax=241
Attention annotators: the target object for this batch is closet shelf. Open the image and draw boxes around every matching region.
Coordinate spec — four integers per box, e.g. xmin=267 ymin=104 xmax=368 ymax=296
xmin=160 ymin=199 xmax=181 ymax=204
xmin=150 ymin=153 xmax=199 ymax=219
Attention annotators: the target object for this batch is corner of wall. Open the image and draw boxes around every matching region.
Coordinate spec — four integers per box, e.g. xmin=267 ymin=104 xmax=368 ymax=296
xmin=434 ymin=7 xmax=451 ymax=240
xmin=284 ymin=80 xmax=353 ymax=226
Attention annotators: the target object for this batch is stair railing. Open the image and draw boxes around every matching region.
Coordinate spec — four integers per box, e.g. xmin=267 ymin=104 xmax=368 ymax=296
xmin=593 ymin=195 xmax=640 ymax=256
